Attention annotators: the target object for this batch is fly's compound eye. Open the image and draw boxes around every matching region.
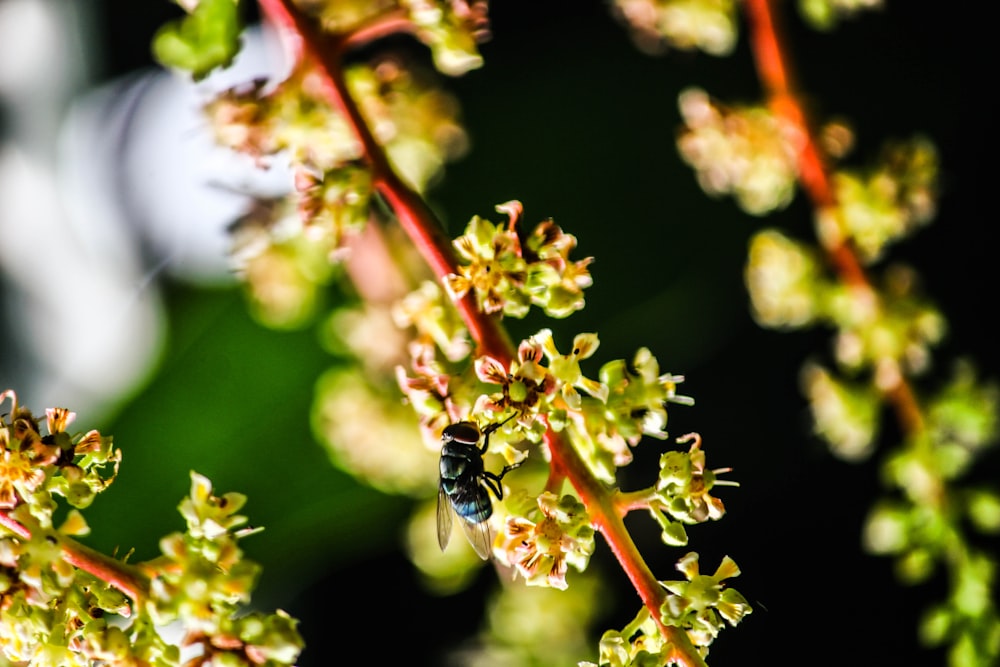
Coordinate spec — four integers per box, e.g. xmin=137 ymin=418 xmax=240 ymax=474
xmin=442 ymin=421 xmax=482 ymax=446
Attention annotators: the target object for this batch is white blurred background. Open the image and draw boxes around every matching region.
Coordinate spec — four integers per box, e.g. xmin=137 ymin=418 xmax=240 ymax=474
xmin=0 ymin=0 xmax=291 ymax=421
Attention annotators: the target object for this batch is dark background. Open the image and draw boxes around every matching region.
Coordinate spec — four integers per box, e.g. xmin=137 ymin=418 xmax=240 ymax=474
xmin=10 ymin=1 xmax=999 ymax=665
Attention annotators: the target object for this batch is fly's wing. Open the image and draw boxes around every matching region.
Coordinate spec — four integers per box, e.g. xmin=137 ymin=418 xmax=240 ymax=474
xmin=460 ymin=516 xmax=493 ymax=560
xmin=436 ymin=484 xmax=453 ymax=551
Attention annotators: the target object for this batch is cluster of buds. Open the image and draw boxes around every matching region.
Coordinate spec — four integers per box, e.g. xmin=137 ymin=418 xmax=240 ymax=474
xmin=0 ymin=393 xmax=303 ymax=666
xmin=819 ymin=138 xmax=938 ymax=262
xmin=445 ymin=201 xmax=594 ymax=319
xmin=612 ymin=0 xmax=739 ymax=56
xmin=0 ymin=390 xmax=118 ymax=527
xmin=677 ymin=87 xmax=803 ymax=216
xmin=143 ymin=473 xmax=302 ymax=666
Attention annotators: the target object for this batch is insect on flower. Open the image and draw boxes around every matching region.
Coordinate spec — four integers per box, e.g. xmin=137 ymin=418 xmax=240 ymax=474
xmin=437 ymin=413 xmax=523 ymax=559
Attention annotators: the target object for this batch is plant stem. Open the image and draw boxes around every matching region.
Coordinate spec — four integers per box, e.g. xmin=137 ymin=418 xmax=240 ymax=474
xmin=0 ymin=510 xmax=147 ymax=614
xmin=741 ymin=0 xmax=925 ymax=433
xmin=256 ymin=2 xmax=706 ymax=662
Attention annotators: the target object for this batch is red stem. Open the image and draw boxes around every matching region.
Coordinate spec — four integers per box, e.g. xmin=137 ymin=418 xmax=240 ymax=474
xmin=0 ymin=510 xmax=147 ymax=614
xmin=741 ymin=0 xmax=924 ymax=433
xmin=256 ymin=1 xmax=704 ymax=662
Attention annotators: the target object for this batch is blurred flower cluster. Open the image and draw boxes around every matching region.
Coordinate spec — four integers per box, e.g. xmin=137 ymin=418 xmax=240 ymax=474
xmin=0 ymin=392 xmax=302 ymax=666
xmin=612 ymin=0 xmax=738 ymax=56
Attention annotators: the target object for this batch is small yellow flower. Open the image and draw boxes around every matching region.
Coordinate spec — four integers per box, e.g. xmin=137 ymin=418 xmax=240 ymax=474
xmin=0 ymin=448 xmax=46 ymax=509
xmin=535 ymin=329 xmax=609 ymax=409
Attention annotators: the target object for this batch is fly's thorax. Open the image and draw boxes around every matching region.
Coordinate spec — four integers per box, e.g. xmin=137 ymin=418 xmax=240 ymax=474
xmin=440 ymin=441 xmax=486 ymax=479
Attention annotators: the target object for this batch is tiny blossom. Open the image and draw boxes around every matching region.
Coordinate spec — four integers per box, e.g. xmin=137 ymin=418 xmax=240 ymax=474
xmin=586 ymin=607 xmax=668 ymax=667
xmin=293 ymin=164 xmax=372 ymax=250
xmin=535 ymin=329 xmax=609 ymax=410
xmin=180 ymin=472 xmax=249 ymax=541
xmin=655 ymin=433 xmax=730 ymax=524
xmin=0 ymin=449 xmax=48 ymax=510
xmin=562 ymin=349 xmax=694 ymax=484
xmin=44 ymin=408 xmax=75 ymax=436
xmin=405 ymin=0 xmax=491 ymax=76
xmin=495 ymin=492 xmax=594 ymax=590
xmin=473 ymin=336 xmax=557 ymax=431
xmin=395 ymin=341 xmax=468 ymax=445
xmin=602 ymin=347 xmax=693 ymax=442
xmin=660 ymin=552 xmax=752 ymax=648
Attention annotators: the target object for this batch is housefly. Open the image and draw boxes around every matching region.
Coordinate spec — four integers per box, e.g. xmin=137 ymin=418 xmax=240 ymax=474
xmin=437 ymin=413 xmax=522 ymax=559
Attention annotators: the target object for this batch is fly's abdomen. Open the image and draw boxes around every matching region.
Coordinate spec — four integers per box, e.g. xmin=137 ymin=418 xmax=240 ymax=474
xmin=451 ymin=490 xmax=492 ymax=524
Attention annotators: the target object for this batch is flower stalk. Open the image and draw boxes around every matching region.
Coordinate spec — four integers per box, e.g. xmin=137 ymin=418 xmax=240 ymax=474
xmin=255 ymin=0 xmax=707 ymax=662
xmin=741 ymin=0 xmax=924 ymax=434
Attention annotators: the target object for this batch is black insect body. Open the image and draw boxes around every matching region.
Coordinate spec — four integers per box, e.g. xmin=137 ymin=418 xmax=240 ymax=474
xmin=437 ymin=415 xmax=522 ymax=560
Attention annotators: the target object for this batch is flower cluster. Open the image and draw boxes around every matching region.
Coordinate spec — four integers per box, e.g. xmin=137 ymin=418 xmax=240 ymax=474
xmin=0 ymin=391 xmax=119 ymax=525
xmin=143 ymin=472 xmax=303 ymax=666
xmin=800 ymin=362 xmax=881 ymax=460
xmin=211 ymin=58 xmax=468 ymax=327
xmin=747 ymin=231 xmax=946 ymax=379
xmin=0 ymin=393 xmax=303 ymax=666
xmin=799 ymin=0 xmax=885 ymax=31
xmin=612 ymin=0 xmax=739 ymax=56
xmin=818 ymin=137 xmax=938 ymax=263
xmin=307 ymin=0 xmax=491 ymax=76
xmin=677 ymin=87 xmax=803 ymax=216
xmin=652 ymin=434 xmax=730 ymax=540
xmin=495 ymin=491 xmax=595 ymax=590
xmin=610 ymin=433 xmax=733 ymax=548
xmin=660 ymin=552 xmax=752 ymax=650
xmin=444 ymin=201 xmax=594 ymax=318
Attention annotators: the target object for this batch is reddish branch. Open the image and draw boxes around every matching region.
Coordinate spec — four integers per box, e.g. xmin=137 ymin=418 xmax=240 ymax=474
xmin=742 ymin=0 xmax=925 ymax=434
xmin=256 ymin=0 xmax=704 ymax=663
xmin=0 ymin=510 xmax=147 ymax=614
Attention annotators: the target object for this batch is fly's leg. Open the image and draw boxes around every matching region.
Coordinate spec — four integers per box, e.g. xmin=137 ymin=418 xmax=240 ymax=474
xmin=482 ymin=459 xmax=525 ymax=501
xmin=480 ymin=412 xmax=518 ymax=454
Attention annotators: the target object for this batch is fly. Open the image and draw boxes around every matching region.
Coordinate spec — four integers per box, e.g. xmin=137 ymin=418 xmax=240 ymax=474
xmin=436 ymin=413 xmax=522 ymax=560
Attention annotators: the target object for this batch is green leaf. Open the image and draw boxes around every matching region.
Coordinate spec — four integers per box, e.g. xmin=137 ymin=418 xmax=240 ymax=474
xmin=152 ymin=0 xmax=242 ymax=80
